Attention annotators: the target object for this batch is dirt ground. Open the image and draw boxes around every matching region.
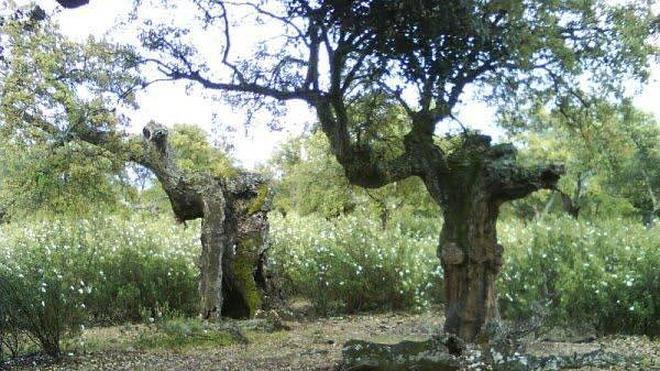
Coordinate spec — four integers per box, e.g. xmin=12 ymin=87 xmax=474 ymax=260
xmin=7 ymin=308 xmax=659 ymax=371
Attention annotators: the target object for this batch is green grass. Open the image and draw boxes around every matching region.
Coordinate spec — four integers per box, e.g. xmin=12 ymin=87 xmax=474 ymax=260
xmin=135 ymin=318 xmax=240 ymax=350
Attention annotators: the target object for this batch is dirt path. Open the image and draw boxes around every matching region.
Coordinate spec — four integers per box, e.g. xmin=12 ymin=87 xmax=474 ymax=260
xmin=11 ymin=310 xmax=660 ymax=370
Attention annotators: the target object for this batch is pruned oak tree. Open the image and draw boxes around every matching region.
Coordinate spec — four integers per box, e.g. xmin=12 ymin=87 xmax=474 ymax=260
xmin=0 ymin=15 xmax=274 ymax=320
xmin=137 ymin=0 xmax=655 ymax=340
xmin=133 ymin=122 xmax=274 ymax=319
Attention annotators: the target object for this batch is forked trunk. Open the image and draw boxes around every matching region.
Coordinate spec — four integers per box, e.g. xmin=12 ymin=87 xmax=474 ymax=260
xmin=439 ymin=190 xmax=502 ymax=341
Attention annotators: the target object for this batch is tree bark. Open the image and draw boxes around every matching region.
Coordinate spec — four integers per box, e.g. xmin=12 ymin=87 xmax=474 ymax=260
xmin=439 ymin=192 xmax=502 ymax=340
xmin=132 ymin=123 xmax=274 ymax=319
xmin=434 ymin=135 xmax=563 ymax=341
xmin=318 ymin=101 xmax=563 ymax=342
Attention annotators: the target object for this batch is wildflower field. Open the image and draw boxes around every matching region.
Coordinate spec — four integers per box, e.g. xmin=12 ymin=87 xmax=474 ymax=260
xmin=3 ymin=211 xmax=656 ymax=360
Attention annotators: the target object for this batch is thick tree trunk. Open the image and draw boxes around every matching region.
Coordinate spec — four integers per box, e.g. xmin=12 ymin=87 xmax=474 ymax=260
xmin=198 ymin=193 xmax=228 ymax=319
xmin=136 ymin=123 xmax=274 ymax=320
xmin=319 ymin=101 xmax=563 ymax=342
xmin=426 ymin=135 xmax=562 ymax=342
xmin=439 ymin=192 xmax=502 ymax=341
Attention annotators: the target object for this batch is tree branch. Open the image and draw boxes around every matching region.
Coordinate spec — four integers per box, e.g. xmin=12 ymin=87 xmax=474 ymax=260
xmin=490 ymin=163 xmax=565 ymax=202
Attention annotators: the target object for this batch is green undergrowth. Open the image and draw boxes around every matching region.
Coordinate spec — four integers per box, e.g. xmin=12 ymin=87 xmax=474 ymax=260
xmin=271 ymin=213 xmax=659 ymax=336
xmin=2 ymin=210 xmax=658 ymax=362
xmin=135 ymin=318 xmax=241 ymax=350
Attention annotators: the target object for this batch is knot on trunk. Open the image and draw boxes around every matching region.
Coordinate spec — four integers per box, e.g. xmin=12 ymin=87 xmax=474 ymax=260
xmin=467 ymin=241 xmax=504 ymax=272
xmin=440 ymin=242 xmax=464 ymax=265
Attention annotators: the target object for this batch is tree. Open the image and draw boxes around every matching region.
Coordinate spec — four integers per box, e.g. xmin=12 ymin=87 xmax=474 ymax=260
xmin=136 ymin=0 xmax=655 ymax=340
xmin=268 ymin=96 xmax=439 ymax=224
xmin=506 ymin=101 xmax=659 ymax=223
xmin=0 ymin=14 xmax=275 ymax=320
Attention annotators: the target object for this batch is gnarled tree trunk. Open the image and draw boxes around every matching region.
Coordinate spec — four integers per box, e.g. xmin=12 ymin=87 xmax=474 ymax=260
xmin=440 ymin=191 xmax=502 ymax=340
xmin=132 ymin=122 xmax=275 ymax=319
xmin=24 ymin=115 xmax=276 ymax=319
xmin=319 ymin=107 xmax=563 ymax=341
xmin=431 ymin=135 xmax=562 ymax=341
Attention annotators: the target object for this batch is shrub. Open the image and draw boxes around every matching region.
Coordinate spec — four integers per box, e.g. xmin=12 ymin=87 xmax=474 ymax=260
xmin=0 ymin=214 xmax=200 ymax=358
xmin=272 ymin=213 xmax=659 ymax=336
xmin=498 ymin=216 xmax=660 ymax=335
xmin=270 ymin=213 xmax=444 ymax=314
xmin=0 ymin=245 xmax=88 ymax=357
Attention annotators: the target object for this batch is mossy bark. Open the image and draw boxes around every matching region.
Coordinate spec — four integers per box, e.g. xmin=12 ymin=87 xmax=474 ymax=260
xmin=134 ymin=122 xmax=273 ymax=320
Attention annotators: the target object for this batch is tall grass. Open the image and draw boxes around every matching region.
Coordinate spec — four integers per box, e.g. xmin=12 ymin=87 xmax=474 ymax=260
xmin=499 ymin=217 xmax=659 ymax=335
xmin=270 ymin=213 xmax=444 ymax=314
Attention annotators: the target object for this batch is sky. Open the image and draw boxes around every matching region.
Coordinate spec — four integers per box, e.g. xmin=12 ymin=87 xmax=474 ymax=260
xmin=14 ymin=0 xmax=660 ymax=169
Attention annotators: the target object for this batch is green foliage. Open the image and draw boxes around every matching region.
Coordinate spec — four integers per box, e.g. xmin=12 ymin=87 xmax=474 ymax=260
xmin=271 ymin=211 xmax=658 ymax=336
xmin=498 ymin=217 xmax=659 ymax=335
xmin=0 ymin=259 xmax=87 ymax=357
xmin=0 ymin=215 xmax=200 ymax=358
xmin=0 ymin=13 xmax=140 ymax=219
xmin=270 ymin=131 xmax=438 ymax=221
xmin=506 ymin=102 xmax=659 ymax=221
xmin=270 ymin=212 xmax=444 ymax=314
xmin=0 ymin=140 xmax=130 ymax=218
xmin=169 ymin=124 xmax=237 ymax=179
xmin=135 ymin=318 xmax=238 ymax=350
xmin=270 ymin=132 xmax=356 ymax=218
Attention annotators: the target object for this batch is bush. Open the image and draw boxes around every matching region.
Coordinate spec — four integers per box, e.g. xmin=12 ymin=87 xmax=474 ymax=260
xmin=272 ymin=213 xmax=658 ymax=336
xmin=498 ymin=216 xmax=660 ymax=335
xmin=0 ymin=215 xmax=200 ymax=358
xmin=270 ymin=213 xmax=444 ymax=314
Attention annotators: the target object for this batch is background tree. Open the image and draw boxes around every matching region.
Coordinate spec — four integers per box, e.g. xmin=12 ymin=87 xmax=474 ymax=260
xmin=135 ymin=0 xmax=655 ymax=340
xmin=0 ymin=13 xmax=274 ymax=320
xmin=505 ymin=101 xmax=659 ymax=224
